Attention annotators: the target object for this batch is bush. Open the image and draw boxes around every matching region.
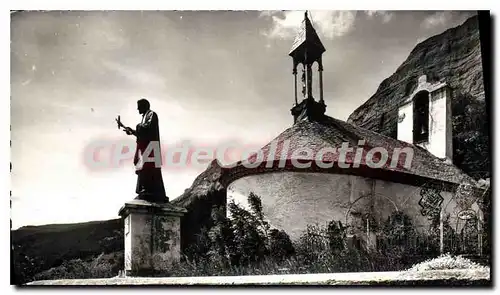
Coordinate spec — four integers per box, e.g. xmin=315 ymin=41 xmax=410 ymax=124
xmin=178 ymin=205 xmax=488 ymax=276
xmin=292 ymin=221 xmax=376 ymax=273
xmin=295 ymin=224 xmax=330 ymax=265
xmin=183 ymin=196 xmax=452 ymax=276
xmin=181 ymin=193 xmax=295 ymax=271
xmin=32 ymin=252 xmax=120 ymax=281
xmin=407 ymin=254 xmax=490 ymax=271
xmin=327 ymin=220 xmax=346 ymax=254
xmin=228 ymin=197 xmax=269 ymax=265
xmin=24 ymin=191 xmax=491 ymax=281
xmin=268 ymin=229 xmax=295 ymax=262
xmin=161 ymin=201 xmax=490 ymax=277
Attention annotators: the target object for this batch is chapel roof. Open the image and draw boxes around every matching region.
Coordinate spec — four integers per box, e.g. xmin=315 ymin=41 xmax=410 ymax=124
xmin=222 ymin=115 xmax=477 ymax=189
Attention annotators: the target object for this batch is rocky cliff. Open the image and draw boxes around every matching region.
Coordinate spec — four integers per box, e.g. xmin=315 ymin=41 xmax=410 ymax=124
xmin=347 ymin=15 xmax=489 ymax=180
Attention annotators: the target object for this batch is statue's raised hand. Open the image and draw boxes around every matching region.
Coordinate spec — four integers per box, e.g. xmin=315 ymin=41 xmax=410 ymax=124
xmin=124 ymin=127 xmax=134 ymax=135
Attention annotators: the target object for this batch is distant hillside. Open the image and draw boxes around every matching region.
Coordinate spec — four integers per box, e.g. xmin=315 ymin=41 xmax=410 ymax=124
xmin=11 ymin=159 xmax=227 ymax=284
xmin=347 ymin=15 xmax=489 ymax=180
xmin=12 ymin=219 xmax=122 ymax=284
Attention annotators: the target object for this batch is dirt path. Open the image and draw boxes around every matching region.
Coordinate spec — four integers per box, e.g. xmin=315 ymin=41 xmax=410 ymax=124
xmin=26 ymin=269 xmax=490 ymax=286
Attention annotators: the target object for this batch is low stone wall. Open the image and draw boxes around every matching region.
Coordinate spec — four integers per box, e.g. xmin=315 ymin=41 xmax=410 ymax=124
xmin=26 ymin=269 xmax=490 ymax=286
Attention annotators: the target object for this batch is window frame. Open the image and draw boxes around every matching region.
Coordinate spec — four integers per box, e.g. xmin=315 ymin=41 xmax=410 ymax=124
xmin=412 ymin=91 xmax=430 ymax=144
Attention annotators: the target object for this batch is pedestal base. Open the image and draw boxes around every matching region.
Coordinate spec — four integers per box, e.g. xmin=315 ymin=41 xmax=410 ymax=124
xmin=118 ymin=199 xmax=187 ymax=276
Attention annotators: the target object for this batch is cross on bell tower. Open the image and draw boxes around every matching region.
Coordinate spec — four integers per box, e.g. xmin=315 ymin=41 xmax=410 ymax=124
xmin=289 ymin=11 xmax=327 ymax=124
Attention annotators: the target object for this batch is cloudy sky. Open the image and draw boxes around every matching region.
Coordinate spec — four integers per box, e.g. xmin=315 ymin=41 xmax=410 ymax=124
xmin=11 ymin=10 xmax=475 ymax=229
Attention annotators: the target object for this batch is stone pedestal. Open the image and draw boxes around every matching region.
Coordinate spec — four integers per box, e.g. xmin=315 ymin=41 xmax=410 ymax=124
xmin=118 ymin=199 xmax=187 ymax=277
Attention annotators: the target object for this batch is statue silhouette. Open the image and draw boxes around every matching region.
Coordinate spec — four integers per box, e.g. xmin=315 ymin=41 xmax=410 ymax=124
xmin=116 ymin=99 xmax=168 ymax=203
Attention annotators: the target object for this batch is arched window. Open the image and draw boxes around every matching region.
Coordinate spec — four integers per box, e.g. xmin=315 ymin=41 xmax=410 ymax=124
xmin=413 ymin=91 xmax=430 ymax=143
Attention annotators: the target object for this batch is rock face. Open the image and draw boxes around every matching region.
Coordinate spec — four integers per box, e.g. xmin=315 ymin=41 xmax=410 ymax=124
xmin=170 ymin=160 xmax=226 ymax=256
xmin=347 ymin=15 xmax=489 ymax=180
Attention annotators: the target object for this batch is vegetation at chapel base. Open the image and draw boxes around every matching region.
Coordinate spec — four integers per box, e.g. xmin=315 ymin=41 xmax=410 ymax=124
xmin=12 ymin=192 xmax=488 ymax=283
xmin=180 ymin=192 xmax=296 ymax=272
xmin=157 ymin=193 xmax=486 ymax=277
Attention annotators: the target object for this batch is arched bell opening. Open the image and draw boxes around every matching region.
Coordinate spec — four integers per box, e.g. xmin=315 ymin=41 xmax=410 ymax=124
xmin=412 ymin=90 xmax=430 ymax=144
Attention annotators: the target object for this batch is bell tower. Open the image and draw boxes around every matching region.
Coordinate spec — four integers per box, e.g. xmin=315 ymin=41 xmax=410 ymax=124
xmin=289 ymin=11 xmax=327 ymax=124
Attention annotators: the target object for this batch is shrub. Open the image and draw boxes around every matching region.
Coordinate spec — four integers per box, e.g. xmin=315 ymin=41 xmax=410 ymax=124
xmin=185 ymin=193 xmax=295 ymax=269
xmin=207 ymin=204 xmax=238 ymax=266
xmin=228 ymin=199 xmax=268 ymax=265
xmin=268 ymin=229 xmax=295 ymax=262
xmin=32 ymin=252 xmax=119 ymax=281
xmin=173 ymin=205 xmax=488 ymax=277
xmin=294 ymin=224 xmax=329 ymax=264
xmin=407 ymin=253 xmax=490 ymax=271
xmin=326 ymin=220 xmax=346 ymax=254
xmin=375 ymin=211 xmax=441 ymax=268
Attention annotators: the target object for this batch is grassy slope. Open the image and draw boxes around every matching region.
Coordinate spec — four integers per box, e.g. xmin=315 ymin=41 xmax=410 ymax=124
xmin=12 ymin=219 xmax=123 ymax=284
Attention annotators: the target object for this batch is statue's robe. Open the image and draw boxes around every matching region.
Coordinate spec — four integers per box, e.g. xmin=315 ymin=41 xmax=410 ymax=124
xmin=134 ymin=109 xmax=167 ymax=202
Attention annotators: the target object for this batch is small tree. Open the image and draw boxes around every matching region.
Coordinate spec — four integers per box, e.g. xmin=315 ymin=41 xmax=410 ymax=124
xmin=427 ymin=213 xmax=458 ymax=255
xmin=327 ymin=220 xmax=346 ymax=254
xmin=295 ymin=224 xmax=328 ymax=263
xmin=184 ymin=226 xmax=211 ymax=260
xmin=379 ymin=211 xmax=420 ymax=267
xmin=202 ymin=193 xmax=287 ymax=267
xmin=382 ymin=211 xmax=416 ymax=246
xmin=268 ymin=229 xmax=294 ymax=262
xmin=185 ymin=193 xmax=297 ymax=270
xmin=228 ymin=197 xmax=268 ymax=265
xmin=207 ymin=205 xmax=237 ymax=267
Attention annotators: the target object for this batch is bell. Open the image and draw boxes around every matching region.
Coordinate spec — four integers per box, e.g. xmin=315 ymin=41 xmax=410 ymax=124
xmin=420 ymin=125 xmax=426 ymax=134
